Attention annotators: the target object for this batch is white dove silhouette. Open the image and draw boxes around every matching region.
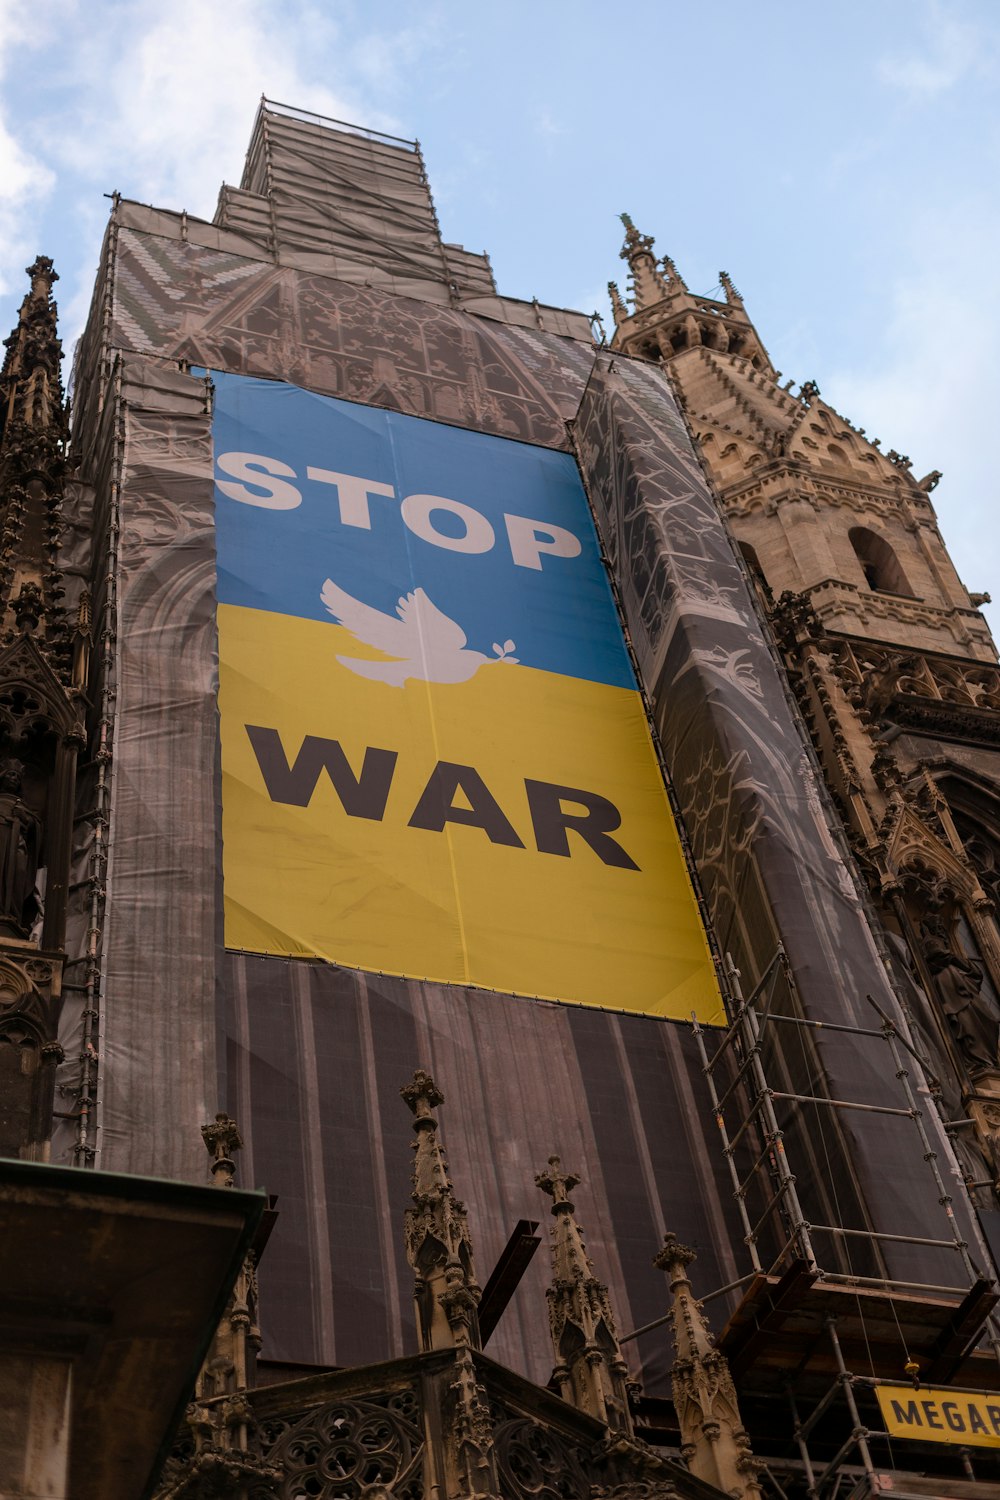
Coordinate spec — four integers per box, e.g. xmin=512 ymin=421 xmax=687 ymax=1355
xmin=321 ymin=579 xmax=518 ymax=687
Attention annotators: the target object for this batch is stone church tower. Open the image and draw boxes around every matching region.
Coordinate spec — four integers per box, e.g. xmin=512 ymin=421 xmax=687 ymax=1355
xmin=6 ymin=103 xmax=1000 ymax=1498
xmin=610 ymin=216 xmax=1000 ymax=1199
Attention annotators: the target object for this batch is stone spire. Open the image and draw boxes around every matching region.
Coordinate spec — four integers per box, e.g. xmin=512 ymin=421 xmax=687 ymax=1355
xmin=535 ymin=1156 xmax=633 ymax=1432
xmin=0 ymin=257 xmax=72 ymax=650
xmin=654 ymin=1233 xmax=763 ymax=1500
xmin=402 ymin=1071 xmax=500 ymax=1500
xmin=619 ymin=213 xmax=670 ymax=310
xmin=0 ymin=261 xmax=86 ymax=939
xmin=0 ymin=261 xmax=88 ymax=1162
xmin=402 ymin=1068 xmax=483 ymax=1352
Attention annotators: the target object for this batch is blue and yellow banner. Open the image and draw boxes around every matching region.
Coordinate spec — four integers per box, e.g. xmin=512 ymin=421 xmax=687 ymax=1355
xmin=212 ymin=372 xmax=723 ymax=1019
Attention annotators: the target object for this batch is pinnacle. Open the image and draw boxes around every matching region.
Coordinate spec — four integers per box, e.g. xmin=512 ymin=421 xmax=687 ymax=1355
xmin=607 ymin=280 xmax=629 ymax=326
xmin=719 ymin=270 xmax=742 ymax=303
xmin=400 ymin=1068 xmax=482 ymax=1353
xmin=660 ymin=254 xmax=688 ymax=293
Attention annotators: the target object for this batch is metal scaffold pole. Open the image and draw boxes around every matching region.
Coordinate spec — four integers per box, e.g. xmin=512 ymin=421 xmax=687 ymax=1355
xmin=693 ymin=948 xmax=1000 ymax=1497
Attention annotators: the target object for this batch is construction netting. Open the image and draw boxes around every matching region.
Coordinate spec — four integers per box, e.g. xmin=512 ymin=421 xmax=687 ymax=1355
xmin=61 ymin=112 xmax=986 ymax=1393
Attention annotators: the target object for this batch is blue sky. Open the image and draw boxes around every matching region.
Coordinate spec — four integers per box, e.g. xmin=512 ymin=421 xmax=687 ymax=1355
xmin=2 ymin=0 xmax=999 ymax=630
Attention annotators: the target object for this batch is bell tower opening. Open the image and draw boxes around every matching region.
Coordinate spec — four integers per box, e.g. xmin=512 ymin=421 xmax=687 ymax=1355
xmin=848 ymin=525 xmax=914 ymax=597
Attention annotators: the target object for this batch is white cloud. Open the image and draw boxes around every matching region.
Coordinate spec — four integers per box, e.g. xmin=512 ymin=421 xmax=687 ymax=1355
xmin=0 ymin=118 xmax=55 ymax=295
xmin=349 ymin=21 xmax=443 ymax=99
xmin=0 ymin=0 xmax=38 ymax=54
xmin=0 ymin=0 xmax=444 ymax=341
xmin=878 ymin=1 xmax=991 ymax=97
xmin=44 ymin=0 xmax=403 ymax=216
xmin=537 ymin=111 xmax=566 ymax=138
xmin=0 ymin=0 xmax=63 ymax=294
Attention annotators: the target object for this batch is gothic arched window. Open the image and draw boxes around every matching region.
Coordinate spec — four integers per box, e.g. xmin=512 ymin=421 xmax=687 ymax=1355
xmin=848 ymin=526 xmax=914 ymax=597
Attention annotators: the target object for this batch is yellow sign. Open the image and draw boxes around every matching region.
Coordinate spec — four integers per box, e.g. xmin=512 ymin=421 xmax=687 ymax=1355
xmin=877 ymin=1385 xmax=1000 ymax=1448
xmin=212 ymin=373 xmax=724 ymax=1020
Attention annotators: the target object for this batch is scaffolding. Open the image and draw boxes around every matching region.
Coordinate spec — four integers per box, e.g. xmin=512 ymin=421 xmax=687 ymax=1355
xmin=691 ymin=949 xmax=1000 ymax=1498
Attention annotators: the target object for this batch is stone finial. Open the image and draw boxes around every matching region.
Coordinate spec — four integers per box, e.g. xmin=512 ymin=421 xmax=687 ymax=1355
xmin=402 ymin=1066 xmax=444 ymax=1129
xmin=402 ymin=1069 xmax=482 ymax=1352
xmin=202 ymin=1112 xmax=243 ymax=1188
xmin=655 ymin=1234 xmax=763 ymax=1500
xmin=26 ymin=256 xmax=57 ymax=285
xmin=536 ymin=1157 xmax=633 ymax=1433
xmin=654 ymin=1231 xmax=697 ymax=1273
xmin=618 ymin=213 xmax=670 ymax=310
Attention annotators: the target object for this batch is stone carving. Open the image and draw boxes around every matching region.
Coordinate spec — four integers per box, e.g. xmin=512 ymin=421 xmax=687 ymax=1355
xmin=976 ymin=1100 xmax=1000 ymax=1199
xmin=0 ymin=758 xmax=40 ymax=937
xmin=834 ymin=640 xmax=1000 ymax=747
xmin=259 ymin=1391 xmax=423 ymax=1500
xmin=491 ymin=1408 xmax=590 ymax=1500
xmin=0 ymin=953 xmax=63 ymax=1158
xmin=918 ymin=915 xmax=998 ymax=1073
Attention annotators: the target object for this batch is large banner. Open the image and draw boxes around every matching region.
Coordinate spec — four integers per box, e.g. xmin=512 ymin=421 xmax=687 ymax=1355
xmin=212 ymin=372 xmax=722 ymax=1020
